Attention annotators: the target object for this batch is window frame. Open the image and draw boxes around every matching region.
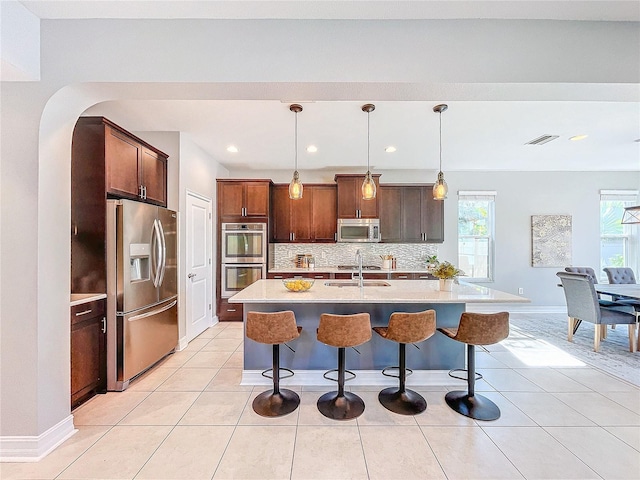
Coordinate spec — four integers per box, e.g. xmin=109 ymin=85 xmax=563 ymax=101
xmin=599 ymin=190 xmax=639 ymax=282
xmin=457 ymin=191 xmax=496 ymax=283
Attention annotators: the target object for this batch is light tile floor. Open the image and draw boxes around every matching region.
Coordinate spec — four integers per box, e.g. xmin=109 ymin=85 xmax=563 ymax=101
xmin=2 ymin=320 xmax=640 ymax=480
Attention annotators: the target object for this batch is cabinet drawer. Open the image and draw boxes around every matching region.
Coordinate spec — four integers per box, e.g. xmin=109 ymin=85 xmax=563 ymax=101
xmin=391 ymin=273 xmax=412 ymax=280
xmin=414 ymin=273 xmax=436 ymax=280
xmin=71 ymin=299 xmax=106 ymax=326
xmin=268 ymin=272 xmax=330 ymax=279
xmin=218 ymin=299 xmax=243 ymax=321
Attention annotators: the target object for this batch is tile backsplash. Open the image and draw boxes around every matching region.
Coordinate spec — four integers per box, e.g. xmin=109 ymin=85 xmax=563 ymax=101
xmin=270 ymin=243 xmax=438 ymax=270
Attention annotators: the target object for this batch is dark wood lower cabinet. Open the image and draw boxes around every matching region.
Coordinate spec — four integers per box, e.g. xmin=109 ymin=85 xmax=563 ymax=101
xmin=218 ymin=298 xmax=243 ymax=321
xmin=71 ymin=299 xmax=106 ymax=409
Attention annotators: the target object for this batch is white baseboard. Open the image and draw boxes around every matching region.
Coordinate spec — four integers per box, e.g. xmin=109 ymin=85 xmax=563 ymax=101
xmin=0 ymin=415 xmax=76 ymax=462
xmin=212 ymin=315 xmax=219 ymax=326
xmin=177 ymin=336 xmax=189 ymax=351
xmin=242 ymin=369 xmax=461 ymax=387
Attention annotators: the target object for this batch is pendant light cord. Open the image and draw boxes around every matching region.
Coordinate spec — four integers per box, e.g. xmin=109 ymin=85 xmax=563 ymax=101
xmin=438 ymin=111 xmax=442 ymax=173
xmin=367 ymin=110 xmax=370 ymax=172
xmin=294 ymin=110 xmax=298 ymax=172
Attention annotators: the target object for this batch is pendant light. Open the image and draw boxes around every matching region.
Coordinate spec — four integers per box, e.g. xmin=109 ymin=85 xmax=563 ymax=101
xmin=621 ymin=205 xmax=640 ymax=224
xmin=432 ymin=103 xmax=449 ymax=200
xmin=288 ymin=104 xmax=303 ymax=200
xmin=361 ymin=103 xmax=376 ymax=200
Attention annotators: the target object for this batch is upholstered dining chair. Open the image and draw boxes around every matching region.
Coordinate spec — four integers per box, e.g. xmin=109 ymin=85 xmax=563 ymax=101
xmin=603 ymin=267 xmax=640 ymax=311
xmin=556 ymin=271 xmax=638 ymax=352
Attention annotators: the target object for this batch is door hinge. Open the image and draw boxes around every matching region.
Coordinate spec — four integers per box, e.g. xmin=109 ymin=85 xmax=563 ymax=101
xmin=209 ymin=212 xmax=212 ymax=219
xmin=209 ymin=304 xmax=212 ymax=310
xmin=209 ymin=258 xmax=211 ymax=265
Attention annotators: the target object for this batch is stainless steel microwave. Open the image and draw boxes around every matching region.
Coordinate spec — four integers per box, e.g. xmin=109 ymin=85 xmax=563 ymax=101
xmin=337 ymin=218 xmax=381 ymax=243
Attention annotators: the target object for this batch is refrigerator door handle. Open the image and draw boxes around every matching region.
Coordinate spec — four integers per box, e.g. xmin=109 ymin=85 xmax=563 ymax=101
xmin=128 ymin=299 xmax=177 ymax=322
xmin=151 ymin=219 xmax=162 ymax=288
xmin=157 ymin=219 xmax=167 ymax=287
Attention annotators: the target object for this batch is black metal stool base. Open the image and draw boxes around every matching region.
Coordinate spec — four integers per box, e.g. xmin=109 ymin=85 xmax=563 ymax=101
xmin=444 ymin=390 xmax=500 ymax=421
xmin=317 ymin=391 xmax=365 ymax=420
xmin=378 ymin=387 xmax=427 ymax=415
xmin=252 ymin=388 xmax=300 ymax=417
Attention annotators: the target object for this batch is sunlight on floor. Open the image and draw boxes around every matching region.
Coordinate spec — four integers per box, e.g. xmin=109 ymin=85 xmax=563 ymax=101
xmin=502 ymin=336 xmax=586 ymax=367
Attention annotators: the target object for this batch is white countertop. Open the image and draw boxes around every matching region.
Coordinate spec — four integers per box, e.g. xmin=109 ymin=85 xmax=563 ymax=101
xmin=70 ymin=293 xmax=107 ymax=306
xmin=229 ymin=279 xmax=529 ymax=304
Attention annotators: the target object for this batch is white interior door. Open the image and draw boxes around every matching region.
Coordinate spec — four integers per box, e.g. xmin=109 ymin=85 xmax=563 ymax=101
xmin=186 ymin=191 xmax=213 ymax=341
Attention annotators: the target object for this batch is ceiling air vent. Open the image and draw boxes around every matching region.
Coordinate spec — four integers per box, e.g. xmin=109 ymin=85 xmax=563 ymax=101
xmin=525 ymin=135 xmax=559 ymax=145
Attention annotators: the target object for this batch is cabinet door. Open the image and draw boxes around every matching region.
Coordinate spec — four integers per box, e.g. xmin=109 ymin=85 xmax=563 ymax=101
xmin=422 ymin=187 xmax=444 ymax=243
xmin=271 ymin=185 xmax=291 ymax=242
xmin=402 ymin=187 xmax=423 ymax=242
xmin=140 ymin=147 xmax=167 ymax=206
xmin=379 ymin=186 xmax=402 ymax=242
xmin=336 ymin=176 xmax=359 ymax=218
xmin=244 ymin=182 xmax=270 ymax=217
xmin=218 ymin=182 xmax=244 ymax=217
xmin=311 ymin=186 xmax=337 ymax=242
xmin=105 ymin=127 xmax=140 ymax=199
xmin=291 ymin=190 xmax=313 ymax=242
xmin=71 ymin=317 xmax=102 ymax=407
xmin=359 ymin=175 xmax=380 ymax=218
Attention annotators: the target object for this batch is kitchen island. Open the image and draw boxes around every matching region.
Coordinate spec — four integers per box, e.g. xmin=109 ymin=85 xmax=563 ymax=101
xmin=229 ymin=279 xmax=528 ymax=385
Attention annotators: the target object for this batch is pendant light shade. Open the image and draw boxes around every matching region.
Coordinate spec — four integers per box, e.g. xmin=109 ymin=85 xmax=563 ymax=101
xmin=288 ymin=104 xmax=303 ymax=200
xmin=621 ymin=205 xmax=640 ymax=224
xmin=361 ymin=104 xmax=376 ymax=200
xmin=432 ymin=104 xmax=449 ymax=201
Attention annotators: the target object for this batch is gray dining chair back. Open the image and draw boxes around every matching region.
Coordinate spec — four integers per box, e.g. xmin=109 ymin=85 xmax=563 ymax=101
xmin=603 ymin=267 xmax=637 ymax=285
xmin=556 ymin=271 xmax=638 ymax=352
xmin=564 ymin=266 xmax=598 ymax=284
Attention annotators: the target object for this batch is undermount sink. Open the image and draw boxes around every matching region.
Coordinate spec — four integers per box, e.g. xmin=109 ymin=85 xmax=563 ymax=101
xmin=324 ymin=281 xmax=391 ymax=287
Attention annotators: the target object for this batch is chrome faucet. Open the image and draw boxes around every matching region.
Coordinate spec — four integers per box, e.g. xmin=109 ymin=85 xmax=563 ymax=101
xmin=354 ymin=249 xmax=364 ymax=288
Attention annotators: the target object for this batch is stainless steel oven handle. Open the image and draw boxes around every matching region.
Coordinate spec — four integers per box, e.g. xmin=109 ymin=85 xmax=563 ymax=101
xmin=128 ymin=300 xmax=177 ymax=322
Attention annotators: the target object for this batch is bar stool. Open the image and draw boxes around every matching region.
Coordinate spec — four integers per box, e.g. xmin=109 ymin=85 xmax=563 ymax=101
xmin=373 ymin=310 xmax=436 ymax=415
xmin=246 ymin=310 xmax=302 ymax=417
xmin=316 ymin=312 xmax=372 ymax=420
xmin=437 ymin=312 xmax=509 ymax=421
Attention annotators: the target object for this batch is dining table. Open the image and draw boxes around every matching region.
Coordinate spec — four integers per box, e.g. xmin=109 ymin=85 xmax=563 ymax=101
xmin=594 ymin=284 xmax=640 ymax=301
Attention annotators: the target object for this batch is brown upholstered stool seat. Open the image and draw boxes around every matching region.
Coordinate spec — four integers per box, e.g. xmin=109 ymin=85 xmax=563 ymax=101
xmin=316 ymin=312 xmax=372 ymax=420
xmin=246 ymin=311 xmax=302 ymax=417
xmin=373 ymin=310 xmax=436 ymax=415
xmin=437 ymin=311 xmax=509 ymax=421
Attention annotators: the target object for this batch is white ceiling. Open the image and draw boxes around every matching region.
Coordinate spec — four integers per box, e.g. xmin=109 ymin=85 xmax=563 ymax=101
xmin=21 ymin=0 xmax=640 ymax=173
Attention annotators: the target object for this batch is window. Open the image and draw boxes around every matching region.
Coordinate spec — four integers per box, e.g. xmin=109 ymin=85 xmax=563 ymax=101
xmin=458 ymin=191 xmax=496 ymax=282
xmin=600 ymin=190 xmax=639 ymax=281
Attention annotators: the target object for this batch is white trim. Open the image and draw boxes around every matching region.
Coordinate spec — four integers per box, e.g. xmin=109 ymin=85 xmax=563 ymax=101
xmin=177 ymin=336 xmax=189 ymax=351
xmin=599 ymin=189 xmax=639 ymax=196
xmin=0 ymin=415 xmax=76 ymax=462
xmin=242 ymin=369 xmax=459 ymax=387
xmin=458 ymin=190 xmax=497 ymax=196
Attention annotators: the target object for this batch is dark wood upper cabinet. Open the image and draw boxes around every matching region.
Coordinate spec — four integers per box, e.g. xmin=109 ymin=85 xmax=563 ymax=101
xmin=217 ymin=180 xmax=271 ymax=220
xmin=270 ymin=184 xmax=337 ymax=243
xmin=379 ymin=184 xmax=444 ymax=243
xmin=71 ymin=116 xmax=169 ymax=294
xmin=335 ymin=174 xmax=381 ymax=219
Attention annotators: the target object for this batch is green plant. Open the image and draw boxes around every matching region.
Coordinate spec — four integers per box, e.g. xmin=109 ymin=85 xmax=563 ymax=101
xmin=431 ymin=261 xmax=464 ymax=279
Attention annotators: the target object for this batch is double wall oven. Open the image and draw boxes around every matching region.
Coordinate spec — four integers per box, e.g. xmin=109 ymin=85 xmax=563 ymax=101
xmin=221 ymin=222 xmax=267 ymax=298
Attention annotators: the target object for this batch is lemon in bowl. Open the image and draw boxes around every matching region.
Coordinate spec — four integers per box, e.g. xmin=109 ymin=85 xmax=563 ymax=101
xmin=282 ymin=278 xmax=314 ymax=292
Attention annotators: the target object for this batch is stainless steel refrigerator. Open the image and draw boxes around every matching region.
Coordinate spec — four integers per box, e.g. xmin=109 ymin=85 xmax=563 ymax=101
xmin=106 ymin=199 xmax=178 ymax=391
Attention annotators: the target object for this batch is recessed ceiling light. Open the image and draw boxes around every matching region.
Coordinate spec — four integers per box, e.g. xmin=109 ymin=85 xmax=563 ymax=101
xmin=226 ymin=145 xmax=238 ymax=153
xmin=569 ymin=134 xmax=588 ymax=141
xmin=306 ymin=145 xmax=318 ymax=153
xmin=385 ymin=146 xmax=397 ymax=153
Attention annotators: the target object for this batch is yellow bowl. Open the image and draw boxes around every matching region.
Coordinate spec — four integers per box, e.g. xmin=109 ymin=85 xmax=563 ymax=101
xmin=282 ymin=278 xmax=314 ymax=292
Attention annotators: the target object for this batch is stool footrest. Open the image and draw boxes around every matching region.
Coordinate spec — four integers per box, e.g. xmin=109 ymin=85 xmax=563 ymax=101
xmin=323 ymin=368 xmax=356 ymax=383
xmin=448 ymin=368 xmax=482 ymax=382
xmin=261 ymin=367 xmax=295 ymax=380
xmin=381 ymin=366 xmax=413 ymax=379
